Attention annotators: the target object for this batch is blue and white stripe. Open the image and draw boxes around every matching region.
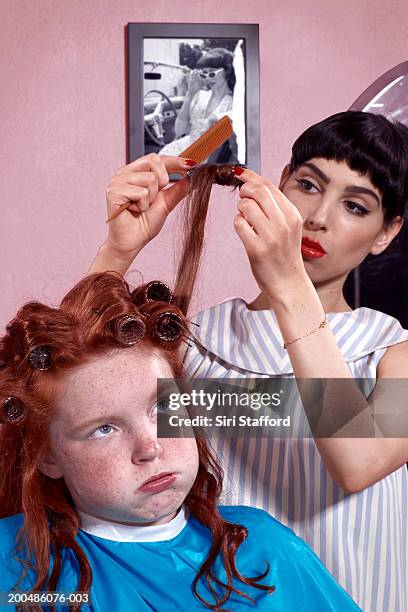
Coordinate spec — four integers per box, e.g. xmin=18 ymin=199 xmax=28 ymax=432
xmin=184 ymin=298 xmax=408 ymax=612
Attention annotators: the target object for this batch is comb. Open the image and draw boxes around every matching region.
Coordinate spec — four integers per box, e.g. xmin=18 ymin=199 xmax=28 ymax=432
xmin=106 ymin=115 xmax=233 ymax=223
xmin=179 ymin=115 xmax=233 ymax=162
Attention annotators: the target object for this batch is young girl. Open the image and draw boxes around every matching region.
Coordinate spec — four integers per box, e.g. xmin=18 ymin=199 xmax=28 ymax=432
xmin=0 ymin=273 xmax=360 ymax=611
xmin=89 ymin=111 xmax=408 ymax=612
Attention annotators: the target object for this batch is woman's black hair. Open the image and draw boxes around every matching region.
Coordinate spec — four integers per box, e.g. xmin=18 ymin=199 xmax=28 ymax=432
xmin=196 ymin=48 xmax=236 ymax=93
xmin=289 ymin=111 xmax=408 ymax=222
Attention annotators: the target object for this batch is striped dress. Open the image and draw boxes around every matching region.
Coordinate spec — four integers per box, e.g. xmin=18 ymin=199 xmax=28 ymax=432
xmin=184 ymin=298 xmax=408 ymax=612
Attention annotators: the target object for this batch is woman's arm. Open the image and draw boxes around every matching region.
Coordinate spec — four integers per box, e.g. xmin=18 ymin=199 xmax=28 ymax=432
xmin=174 ymin=93 xmax=194 ymax=138
xmin=233 ymin=168 xmax=408 ymax=493
xmin=87 ymin=154 xmax=192 ymax=276
xmin=87 ymin=241 xmax=139 ymax=276
xmin=174 ymin=72 xmax=203 ymax=138
xmin=272 ymin=281 xmax=408 ymax=493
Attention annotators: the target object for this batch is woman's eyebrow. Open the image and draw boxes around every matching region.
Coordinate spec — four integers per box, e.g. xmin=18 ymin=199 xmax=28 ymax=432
xmin=300 ymin=162 xmax=329 ymax=184
xmin=344 ymin=186 xmax=380 ymax=206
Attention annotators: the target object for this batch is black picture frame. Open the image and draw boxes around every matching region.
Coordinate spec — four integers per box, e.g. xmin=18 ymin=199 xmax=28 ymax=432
xmin=127 ymin=23 xmax=260 ymax=177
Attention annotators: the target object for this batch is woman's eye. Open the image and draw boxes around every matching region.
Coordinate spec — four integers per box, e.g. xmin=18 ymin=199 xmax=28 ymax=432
xmin=89 ymin=424 xmax=116 ymax=439
xmin=345 ymin=201 xmax=369 ymax=216
xmin=296 ymin=178 xmax=318 ymax=193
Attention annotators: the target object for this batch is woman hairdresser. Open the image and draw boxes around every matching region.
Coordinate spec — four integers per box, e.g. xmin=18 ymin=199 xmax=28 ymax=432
xmin=88 ymin=111 xmax=408 ymax=612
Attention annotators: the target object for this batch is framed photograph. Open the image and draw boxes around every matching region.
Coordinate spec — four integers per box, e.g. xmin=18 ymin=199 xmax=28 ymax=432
xmin=127 ymin=23 xmax=260 ymax=176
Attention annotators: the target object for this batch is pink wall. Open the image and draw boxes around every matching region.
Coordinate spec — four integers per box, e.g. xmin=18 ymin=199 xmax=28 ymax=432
xmin=1 ymin=0 xmax=408 ymax=326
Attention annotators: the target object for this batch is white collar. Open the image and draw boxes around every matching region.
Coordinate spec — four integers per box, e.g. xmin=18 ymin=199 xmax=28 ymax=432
xmin=78 ymin=506 xmax=189 ymax=542
xmin=190 ymin=298 xmax=408 ymax=374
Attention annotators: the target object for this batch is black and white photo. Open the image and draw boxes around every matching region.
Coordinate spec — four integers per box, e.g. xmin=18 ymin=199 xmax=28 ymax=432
xmin=128 ymin=23 xmax=260 ymax=174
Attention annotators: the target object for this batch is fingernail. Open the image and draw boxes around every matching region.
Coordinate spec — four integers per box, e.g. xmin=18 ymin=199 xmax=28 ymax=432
xmin=232 ymin=166 xmax=245 ymax=176
xmin=183 ymin=159 xmax=197 ymax=167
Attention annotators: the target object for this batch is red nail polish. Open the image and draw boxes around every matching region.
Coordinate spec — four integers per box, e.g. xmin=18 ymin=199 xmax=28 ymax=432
xmin=232 ymin=166 xmax=245 ymax=176
xmin=183 ymin=159 xmax=197 ymax=167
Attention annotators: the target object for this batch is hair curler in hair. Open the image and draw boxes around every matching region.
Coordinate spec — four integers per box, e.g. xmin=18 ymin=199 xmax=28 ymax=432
xmin=131 ymin=281 xmax=173 ymax=307
xmin=1 ymin=396 xmax=27 ymax=425
xmin=109 ymin=315 xmax=146 ymax=346
xmin=152 ymin=311 xmax=184 ymax=343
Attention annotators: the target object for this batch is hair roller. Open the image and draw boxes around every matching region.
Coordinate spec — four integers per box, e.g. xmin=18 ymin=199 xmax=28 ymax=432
xmin=1 ymin=396 xmax=27 ymax=425
xmin=131 ymin=281 xmax=173 ymax=307
xmin=144 ymin=304 xmax=186 ymax=344
xmin=28 ymin=346 xmax=52 ymax=370
xmin=153 ymin=311 xmax=185 ymax=343
xmin=109 ymin=315 xmax=146 ymax=346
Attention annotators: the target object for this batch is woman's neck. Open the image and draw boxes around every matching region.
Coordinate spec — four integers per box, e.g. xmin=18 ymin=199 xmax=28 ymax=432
xmin=210 ymin=81 xmax=229 ymax=100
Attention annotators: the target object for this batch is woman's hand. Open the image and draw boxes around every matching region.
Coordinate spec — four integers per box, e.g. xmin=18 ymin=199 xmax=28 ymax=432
xmin=106 ymin=154 xmax=193 ymax=255
xmin=87 ymin=154 xmax=194 ymax=276
xmin=186 ymin=69 xmax=205 ymax=98
xmin=232 ymin=168 xmax=308 ymax=304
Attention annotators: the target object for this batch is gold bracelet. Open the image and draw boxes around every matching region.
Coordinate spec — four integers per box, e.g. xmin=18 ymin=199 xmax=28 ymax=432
xmin=283 ymin=316 xmax=327 ymax=349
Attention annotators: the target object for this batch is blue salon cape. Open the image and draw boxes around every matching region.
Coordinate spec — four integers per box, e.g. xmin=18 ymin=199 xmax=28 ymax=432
xmin=0 ymin=506 xmax=361 ymax=611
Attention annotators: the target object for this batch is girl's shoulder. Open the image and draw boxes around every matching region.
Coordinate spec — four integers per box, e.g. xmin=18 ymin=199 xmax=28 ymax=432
xmin=0 ymin=513 xmax=24 ymax=554
xmin=217 ymin=505 xmax=361 ymax=609
xmin=0 ymin=514 xmax=30 ymax=592
xmin=218 ymin=505 xmax=299 ymax=545
xmin=0 ymin=513 xmax=79 ymax=594
xmin=218 ymin=505 xmax=313 ymax=570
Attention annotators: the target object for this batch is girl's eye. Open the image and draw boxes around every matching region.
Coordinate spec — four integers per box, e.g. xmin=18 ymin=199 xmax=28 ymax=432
xmin=345 ymin=201 xmax=369 ymax=216
xmin=296 ymin=178 xmax=319 ymax=193
xmin=151 ymin=399 xmax=171 ymax=417
xmin=89 ymin=424 xmax=116 ymax=439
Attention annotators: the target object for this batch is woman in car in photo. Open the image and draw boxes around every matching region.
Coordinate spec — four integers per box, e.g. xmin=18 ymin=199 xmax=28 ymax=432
xmin=159 ymin=47 xmax=235 ymax=161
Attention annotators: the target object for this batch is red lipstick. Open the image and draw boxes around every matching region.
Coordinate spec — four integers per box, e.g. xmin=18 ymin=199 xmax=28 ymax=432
xmin=301 ymin=237 xmax=326 ymax=259
xmin=139 ymin=472 xmax=177 ymax=494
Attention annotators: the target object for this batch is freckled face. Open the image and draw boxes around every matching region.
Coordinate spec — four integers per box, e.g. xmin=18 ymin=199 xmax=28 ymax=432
xmin=282 ymin=158 xmax=389 ymax=285
xmin=46 ymin=348 xmax=199 ymax=526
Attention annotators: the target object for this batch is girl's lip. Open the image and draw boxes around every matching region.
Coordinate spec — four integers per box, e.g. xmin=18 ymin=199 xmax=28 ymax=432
xmin=301 ymin=237 xmax=326 ymax=258
xmin=139 ymin=473 xmax=177 ymax=494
